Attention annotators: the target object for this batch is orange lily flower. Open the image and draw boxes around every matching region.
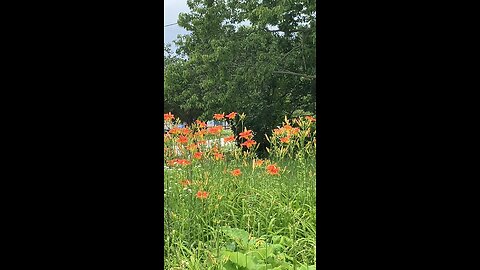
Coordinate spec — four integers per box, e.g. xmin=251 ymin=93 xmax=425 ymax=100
xmin=164 ymin=112 xmax=174 ymax=122
xmin=231 ymin=169 xmax=241 ymax=176
xmin=169 ymin=127 xmax=181 ymax=135
xmin=266 ymin=164 xmax=280 ymax=175
xmin=305 ymin=115 xmax=316 ymax=122
xmin=167 ymin=159 xmax=178 ymax=166
xmin=213 ymin=113 xmax=224 ymax=120
xmin=207 ymin=126 xmax=223 ymax=135
xmin=239 ymin=129 xmax=253 ymax=140
xmin=177 ymin=135 xmax=188 ymax=144
xmin=176 ymin=159 xmax=191 ymax=166
xmin=196 ymin=190 xmax=209 ymax=199
xmin=180 ymin=179 xmax=191 ymax=188
xmin=241 ymin=139 xmax=256 ymax=148
xmin=223 ymin=135 xmax=235 ymax=143
xmin=213 ymin=152 xmax=224 ymax=160
xmin=193 ymin=152 xmax=203 ymax=160
xmin=196 ymin=120 xmax=207 ymax=128
xmin=226 ymin=112 xmax=237 ymax=119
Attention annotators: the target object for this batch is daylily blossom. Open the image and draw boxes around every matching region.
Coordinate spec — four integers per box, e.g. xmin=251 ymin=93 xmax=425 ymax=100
xmin=213 ymin=113 xmax=224 ymax=120
xmin=239 ymin=129 xmax=253 ymax=140
xmin=305 ymin=116 xmax=316 ymax=122
xmin=196 ymin=120 xmax=207 ymax=128
xmin=193 ymin=152 xmax=203 ymax=160
xmin=231 ymin=169 xmax=241 ymax=176
xmin=223 ymin=135 xmax=235 ymax=143
xmin=164 ymin=112 xmax=174 ymax=122
xmin=255 ymin=159 xmax=264 ymax=166
xmin=213 ymin=152 xmax=224 ymax=160
xmin=196 ymin=190 xmax=209 ymax=199
xmin=207 ymin=126 xmax=223 ymax=135
xmin=167 ymin=159 xmax=178 ymax=167
xmin=169 ymin=159 xmax=191 ymax=166
xmin=266 ymin=164 xmax=280 ymax=175
xmin=226 ymin=112 xmax=237 ymax=119
xmin=241 ymin=139 xmax=256 ymax=148
xmin=180 ymin=179 xmax=191 ymax=188
xmin=180 ymin=128 xmax=191 ymax=135
xmin=168 ymin=127 xmax=181 ymax=135
xmin=177 ymin=135 xmax=188 ymax=144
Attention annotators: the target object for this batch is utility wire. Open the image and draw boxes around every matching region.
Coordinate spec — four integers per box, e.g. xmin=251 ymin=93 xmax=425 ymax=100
xmin=164 ymin=22 xmax=178 ymax=27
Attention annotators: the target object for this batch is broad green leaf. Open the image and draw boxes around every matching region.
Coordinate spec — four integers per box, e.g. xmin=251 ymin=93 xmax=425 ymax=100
xmin=220 ymin=250 xmax=260 ymax=270
xmin=222 ymin=227 xmax=250 ymax=249
xmin=247 ymin=248 xmax=274 ymax=260
xmin=226 ymin=241 xmax=236 ymax=251
xmin=222 ymin=261 xmax=241 ymax=270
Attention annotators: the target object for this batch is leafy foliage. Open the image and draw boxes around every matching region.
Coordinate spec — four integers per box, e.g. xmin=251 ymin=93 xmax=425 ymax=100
xmin=206 ymin=227 xmax=315 ymax=269
xmin=164 ymin=0 xmax=316 ymax=156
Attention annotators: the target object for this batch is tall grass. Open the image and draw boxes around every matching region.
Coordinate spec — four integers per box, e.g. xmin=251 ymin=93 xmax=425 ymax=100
xmin=164 ymin=112 xmax=316 ymax=269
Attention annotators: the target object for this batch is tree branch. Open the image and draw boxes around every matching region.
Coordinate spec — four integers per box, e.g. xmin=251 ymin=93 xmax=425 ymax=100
xmin=264 ymin=28 xmax=313 ymax=33
xmin=273 ymin=70 xmax=316 ymax=79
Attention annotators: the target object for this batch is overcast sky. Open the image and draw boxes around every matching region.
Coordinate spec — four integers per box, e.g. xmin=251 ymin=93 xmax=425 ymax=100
xmin=164 ymin=0 xmax=190 ymax=46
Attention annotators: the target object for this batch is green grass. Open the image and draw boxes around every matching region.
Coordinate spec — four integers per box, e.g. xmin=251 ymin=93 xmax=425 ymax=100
xmin=164 ymin=157 xmax=316 ymax=269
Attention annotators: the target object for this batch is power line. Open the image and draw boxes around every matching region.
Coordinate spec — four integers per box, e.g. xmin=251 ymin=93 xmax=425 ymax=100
xmin=164 ymin=22 xmax=178 ymax=27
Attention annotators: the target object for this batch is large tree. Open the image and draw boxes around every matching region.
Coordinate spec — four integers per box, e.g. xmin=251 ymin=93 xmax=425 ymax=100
xmin=164 ymin=0 xmax=316 ymax=155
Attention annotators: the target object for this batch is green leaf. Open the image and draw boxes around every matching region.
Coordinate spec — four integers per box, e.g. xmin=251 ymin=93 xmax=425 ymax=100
xmin=270 ymin=265 xmax=291 ymax=270
xmin=222 ymin=261 xmax=241 ymax=270
xmin=220 ymin=250 xmax=260 ymax=270
xmin=272 ymin=236 xmax=281 ymax=244
xmin=221 ymin=227 xmax=250 ymax=249
xmin=297 ymin=265 xmax=316 ymax=270
xmin=279 ymin=236 xmax=293 ymax=247
xmin=226 ymin=241 xmax=236 ymax=252
xmin=247 ymin=243 xmax=285 ymax=260
xmin=247 ymin=248 xmax=274 ymax=260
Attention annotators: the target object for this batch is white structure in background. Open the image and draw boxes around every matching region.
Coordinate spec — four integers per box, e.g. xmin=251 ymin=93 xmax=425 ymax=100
xmin=165 ymin=121 xmax=230 ymax=133
xmin=165 ymin=120 xmax=235 ymax=156
xmin=206 ymin=120 xmax=230 ymax=129
xmin=164 ymin=122 xmax=187 ymax=133
xmin=167 ymin=138 xmax=236 ymax=157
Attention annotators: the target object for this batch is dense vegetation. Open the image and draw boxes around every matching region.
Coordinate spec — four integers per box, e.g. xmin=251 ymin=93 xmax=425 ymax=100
xmin=164 ymin=0 xmax=316 ymax=156
xmin=164 ymin=112 xmax=316 ymax=269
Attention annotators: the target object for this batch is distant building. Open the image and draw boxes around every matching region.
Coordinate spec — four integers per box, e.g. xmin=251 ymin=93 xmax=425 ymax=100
xmin=207 ymin=120 xmax=230 ymax=129
xmin=165 ymin=121 xmax=229 ymax=133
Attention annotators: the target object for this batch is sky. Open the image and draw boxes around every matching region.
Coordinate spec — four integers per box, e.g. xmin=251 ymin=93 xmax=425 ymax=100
xmin=164 ymin=0 xmax=190 ymax=46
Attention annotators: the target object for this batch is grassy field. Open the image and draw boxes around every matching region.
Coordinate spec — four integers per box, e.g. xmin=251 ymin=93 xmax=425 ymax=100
xmin=164 ymin=113 xmax=316 ymax=269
